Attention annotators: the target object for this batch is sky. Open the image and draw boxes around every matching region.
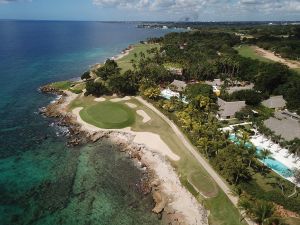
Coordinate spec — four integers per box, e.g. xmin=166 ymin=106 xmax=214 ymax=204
xmin=0 ymin=0 xmax=300 ymax=21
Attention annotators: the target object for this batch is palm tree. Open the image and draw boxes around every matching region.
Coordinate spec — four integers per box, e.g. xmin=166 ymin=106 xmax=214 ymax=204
xmin=259 ymin=149 xmax=273 ymax=162
xmin=252 ymin=200 xmax=276 ymax=225
xmin=246 ymin=146 xmax=257 ymax=168
xmin=288 ymin=168 xmax=300 ymax=198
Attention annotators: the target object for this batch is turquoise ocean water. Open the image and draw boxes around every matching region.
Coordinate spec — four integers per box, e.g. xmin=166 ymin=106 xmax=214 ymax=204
xmin=0 ymin=21 xmax=173 ymax=225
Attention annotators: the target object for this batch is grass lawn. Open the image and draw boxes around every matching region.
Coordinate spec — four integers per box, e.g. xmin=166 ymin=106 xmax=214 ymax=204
xmin=79 ymin=102 xmax=135 ymax=129
xmin=117 ymin=43 xmax=160 ymax=71
xmin=205 ymin=191 xmax=246 ymax=225
xmin=49 ymin=81 xmax=73 ymax=90
xmin=235 ymin=45 xmax=273 ymax=63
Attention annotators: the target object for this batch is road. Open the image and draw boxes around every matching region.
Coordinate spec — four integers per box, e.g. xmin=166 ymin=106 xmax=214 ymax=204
xmin=136 ymin=96 xmax=255 ymax=225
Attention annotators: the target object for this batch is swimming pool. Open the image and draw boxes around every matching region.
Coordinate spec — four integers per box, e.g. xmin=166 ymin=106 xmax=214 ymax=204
xmin=229 ymin=134 xmax=293 ymax=178
xmin=160 ymin=89 xmax=189 ymax=104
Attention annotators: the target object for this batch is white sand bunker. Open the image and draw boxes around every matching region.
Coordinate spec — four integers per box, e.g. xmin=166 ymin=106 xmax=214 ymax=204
xmin=110 ymin=96 xmax=131 ymax=102
xmin=137 ymin=110 xmax=151 ymax=123
xmin=125 ymin=102 xmax=137 ymax=108
xmin=134 ymin=132 xmax=180 ymax=161
xmin=94 ymin=97 xmax=106 ymax=102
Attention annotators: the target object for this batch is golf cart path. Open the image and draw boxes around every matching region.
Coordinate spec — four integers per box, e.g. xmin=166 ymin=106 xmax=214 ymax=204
xmin=135 ymin=96 xmax=255 ymax=225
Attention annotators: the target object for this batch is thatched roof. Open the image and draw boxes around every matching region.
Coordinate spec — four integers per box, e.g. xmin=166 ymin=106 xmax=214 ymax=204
xmin=262 ymin=96 xmax=286 ymax=109
xmin=170 ymin=80 xmax=187 ymax=92
xmin=217 ymin=98 xmax=246 ymax=118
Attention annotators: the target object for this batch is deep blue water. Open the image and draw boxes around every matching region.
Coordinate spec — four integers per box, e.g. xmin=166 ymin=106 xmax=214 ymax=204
xmin=0 ymin=21 xmax=173 ymax=225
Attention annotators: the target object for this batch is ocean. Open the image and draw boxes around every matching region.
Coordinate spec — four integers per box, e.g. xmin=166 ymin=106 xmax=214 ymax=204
xmin=0 ymin=21 xmax=174 ymax=225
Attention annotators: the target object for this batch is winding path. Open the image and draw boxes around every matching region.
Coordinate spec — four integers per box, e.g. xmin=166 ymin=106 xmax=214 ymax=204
xmin=135 ymin=96 xmax=255 ymax=225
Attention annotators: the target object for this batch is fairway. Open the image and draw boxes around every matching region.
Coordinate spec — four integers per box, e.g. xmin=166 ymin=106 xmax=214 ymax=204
xmin=235 ymin=45 xmax=273 ymax=63
xmin=79 ymin=102 xmax=135 ymax=129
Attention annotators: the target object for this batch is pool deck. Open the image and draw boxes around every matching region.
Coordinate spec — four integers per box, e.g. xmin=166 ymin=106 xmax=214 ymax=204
xmin=250 ymin=135 xmax=300 ymax=186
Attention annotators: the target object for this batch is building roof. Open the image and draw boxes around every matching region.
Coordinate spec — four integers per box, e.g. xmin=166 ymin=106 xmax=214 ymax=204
xmin=205 ymin=79 xmax=224 ymax=87
xmin=262 ymin=96 xmax=286 ymax=109
xmin=217 ymin=98 xmax=246 ymax=118
xmin=170 ymin=80 xmax=187 ymax=92
xmin=227 ymin=84 xmax=254 ymax=94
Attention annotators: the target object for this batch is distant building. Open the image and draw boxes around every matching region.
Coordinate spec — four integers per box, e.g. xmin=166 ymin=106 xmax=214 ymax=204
xmin=205 ymin=79 xmax=224 ymax=96
xmin=227 ymin=83 xmax=254 ymax=94
xmin=168 ymin=67 xmax=183 ymax=76
xmin=169 ymin=80 xmax=187 ymax=92
xmin=262 ymin=96 xmax=286 ymax=109
xmin=205 ymin=79 xmax=223 ymax=87
xmin=217 ymin=98 xmax=246 ymax=120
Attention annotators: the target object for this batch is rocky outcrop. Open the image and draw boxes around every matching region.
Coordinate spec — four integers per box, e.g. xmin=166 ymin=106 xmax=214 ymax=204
xmin=152 ymin=191 xmax=168 ymax=214
xmin=40 ymin=85 xmax=66 ymax=96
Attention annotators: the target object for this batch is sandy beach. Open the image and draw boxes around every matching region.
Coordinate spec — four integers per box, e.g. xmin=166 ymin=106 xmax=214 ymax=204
xmin=44 ymin=91 xmax=208 ymax=225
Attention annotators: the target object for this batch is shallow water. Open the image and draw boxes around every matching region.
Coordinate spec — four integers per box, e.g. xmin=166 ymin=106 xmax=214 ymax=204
xmin=0 ymin=21 xmax=171 ymax=225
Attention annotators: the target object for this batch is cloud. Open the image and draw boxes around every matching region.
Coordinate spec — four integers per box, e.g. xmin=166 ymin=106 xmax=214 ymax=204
xmin=92 ymin=0 xmax=300 ymax=16
xmin=0 ymin=0 xmax=31 ymax=3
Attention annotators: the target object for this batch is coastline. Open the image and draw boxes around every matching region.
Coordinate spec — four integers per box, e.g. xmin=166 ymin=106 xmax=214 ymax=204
xmin=40 ymin=89 xmax=208 ymax=224
xmin=39 ymin=45 xmax=209 ymax=224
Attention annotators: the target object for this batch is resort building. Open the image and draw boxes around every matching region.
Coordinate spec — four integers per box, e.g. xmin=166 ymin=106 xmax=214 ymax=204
xmin=264 ymin=110 xmax=300 ymax=141
xmin=169 ymin=79 xmax=187 ymax=92
xmin=226 ymin=83 xmax=254 ymax=94
xmin=205 ymin=79 xmax=224 ymax=96
xmin=262 ymin=95 xmax=286 ymax=109
xmin=168 ymin=68 xmax=183 ymax=76
xmin=205 ymin=79 xmax=223 ymax=87
xmin=217 ymin=98 xmax=246 ymax=120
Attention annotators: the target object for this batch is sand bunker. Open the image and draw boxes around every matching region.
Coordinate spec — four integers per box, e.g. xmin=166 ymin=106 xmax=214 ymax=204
xmin=110 ymin=96 xmax=131 ymax=102
xmin=137 ymin=110 xmax=151 ymax=123
xmin=125 ymin=102 xmax=137 ymax=108
xmin=94 ymin=97 xmax=106 ymax=102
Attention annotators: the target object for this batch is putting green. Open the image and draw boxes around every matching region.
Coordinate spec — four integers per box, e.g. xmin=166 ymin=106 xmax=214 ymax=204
xmin=79 ymin=102 xmax=135 ymax=129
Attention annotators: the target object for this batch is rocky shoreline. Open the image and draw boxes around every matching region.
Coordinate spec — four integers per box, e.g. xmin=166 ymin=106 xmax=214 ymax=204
xmin=39 ymin=85 xmax=208 ymax=225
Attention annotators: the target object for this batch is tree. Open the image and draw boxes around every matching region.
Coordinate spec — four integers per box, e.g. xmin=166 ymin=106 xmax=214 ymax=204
xmin=213 ymin=145 xmax=251 ymax=184
xmin=184 ymin=83 xmax=216 ymax=101
xmin=85 ymin=80 xmax=109 ymax=97
xmin=251 ymin=200 xmax=277 ymax=225
xmin=107 ymin=70 xmax=138 ymax=95
xmin=254 ymin=63 xmax=289 ymax=94
xmin=230 ymin=89 xmax=262 ymax=106
xmin=258 ymin=149 xmax=273 ymax=162
xmin=143 ymin=86 xmax=161 ymax=100
xmin=96 ymin=59 xmax=121 ymax=80
xmin=288 ymin=168 xmax=300 ymax=198
xmin=81 ymin=71 xmax=91 ymax=80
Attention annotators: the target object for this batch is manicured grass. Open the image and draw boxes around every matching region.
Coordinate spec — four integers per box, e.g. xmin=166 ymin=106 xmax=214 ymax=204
xmin=189 ymin=172 xmax=218 ymax=197
xmin=79 ymin=102 xmax=135 ymax=129
xmin=49 ymin=81 xmax=73 ymax=90
xmin=205 ymin=191 xmax=247 ymax=225
xmin=117 ymin=43 xmax=160 ymax=71
xmin=235 ymin=45 xmax=273 ymax=63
